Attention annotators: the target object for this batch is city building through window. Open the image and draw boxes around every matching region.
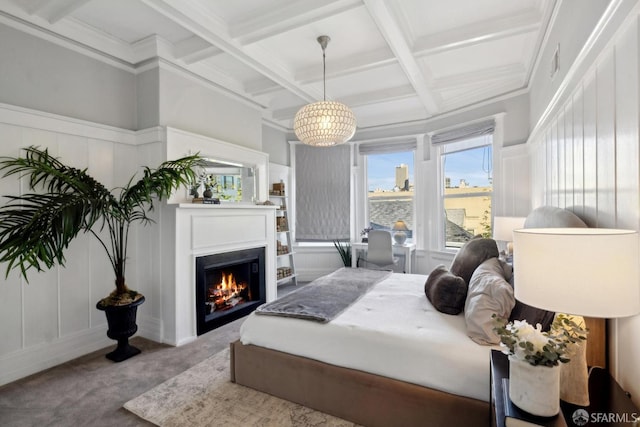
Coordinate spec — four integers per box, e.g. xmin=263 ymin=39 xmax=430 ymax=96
xmin=365 ymin=150 xmax=414 ymax=242
xmin=441 ymin=135 xmax=493 ymax=248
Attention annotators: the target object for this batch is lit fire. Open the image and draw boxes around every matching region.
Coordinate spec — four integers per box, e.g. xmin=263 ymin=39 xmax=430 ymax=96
xmin=206 ymin=272 xmax=249 ymax=313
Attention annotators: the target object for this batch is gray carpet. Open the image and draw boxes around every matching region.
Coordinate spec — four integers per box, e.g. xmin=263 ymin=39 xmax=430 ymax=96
xmin=0 ymin=283 xmax=303 ymax=427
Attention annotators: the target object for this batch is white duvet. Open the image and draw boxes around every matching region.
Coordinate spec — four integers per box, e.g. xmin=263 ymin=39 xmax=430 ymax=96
xmin=240 ymin=272 xmax=494 ymax=402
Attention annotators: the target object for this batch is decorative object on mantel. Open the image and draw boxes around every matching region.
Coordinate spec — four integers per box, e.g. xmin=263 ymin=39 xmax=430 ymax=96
xmin=392 ymin=220 xmax=409 ymax=245
xmin=0 ymin=146 xmax=201 ymax=362
xmin=513 ymin=227 xmax=640 ymax=407
xmin=293 ymin=35 xmax=357 ymax=147
xmin=192 ymin=197 xmax=220 ymax=204
xmin=493 ymin=314 xmax=587 ymax=417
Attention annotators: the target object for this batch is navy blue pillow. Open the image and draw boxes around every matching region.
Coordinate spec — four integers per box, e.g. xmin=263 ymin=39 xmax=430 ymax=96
xmin=508 ymin=275 xmax=555 ymax=331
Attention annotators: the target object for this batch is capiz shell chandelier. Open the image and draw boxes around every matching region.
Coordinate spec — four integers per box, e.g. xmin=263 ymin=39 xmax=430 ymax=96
xmin=294 ymin=36 xmax=356 ymax=147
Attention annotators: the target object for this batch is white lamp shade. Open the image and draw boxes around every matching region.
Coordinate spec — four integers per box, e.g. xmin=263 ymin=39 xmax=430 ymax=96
xmin=493 ymin=216 xmax=526 ymax=241
xmin=513 ymin=228 xmax=640 ymax=318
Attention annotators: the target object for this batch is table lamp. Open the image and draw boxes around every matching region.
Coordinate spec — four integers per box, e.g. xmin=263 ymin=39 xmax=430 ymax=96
xmin=392 ymin=220 xmax=409 ymax=245
xmin=512 ymin=228 xmax=640 ymax=406
xmin=493 ymin=216 xmax=525 ymax=258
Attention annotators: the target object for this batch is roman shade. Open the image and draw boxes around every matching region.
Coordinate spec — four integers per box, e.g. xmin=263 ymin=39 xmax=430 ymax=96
xmin=431 ymin=119 xmax=495 ymax=146
xmin=295 ymin=144 xmax=350 ymax=241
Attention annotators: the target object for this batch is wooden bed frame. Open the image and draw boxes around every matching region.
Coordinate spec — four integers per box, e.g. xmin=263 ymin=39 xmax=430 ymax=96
xmin=229 ymin=207 xmax=606 ymax=426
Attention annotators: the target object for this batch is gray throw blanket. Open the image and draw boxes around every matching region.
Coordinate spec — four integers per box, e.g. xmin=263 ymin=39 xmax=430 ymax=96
xmin=256 ymin=267 xmax=392 ymax=322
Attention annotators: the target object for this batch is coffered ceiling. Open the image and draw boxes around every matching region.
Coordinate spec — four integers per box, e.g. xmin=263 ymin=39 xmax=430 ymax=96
xmin=0 ymin=0 xmax=556 ymax=131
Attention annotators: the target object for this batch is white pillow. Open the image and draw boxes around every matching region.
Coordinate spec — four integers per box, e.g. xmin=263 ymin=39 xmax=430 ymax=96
xmin=465 ymin=257 xmax=515 ymax=345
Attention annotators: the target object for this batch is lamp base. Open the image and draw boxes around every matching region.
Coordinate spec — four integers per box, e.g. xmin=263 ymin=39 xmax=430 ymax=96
xmin=393 ymin=231 xmax=407 ymax=245
xmin=560 ymin=316 xmax=590 ymax=406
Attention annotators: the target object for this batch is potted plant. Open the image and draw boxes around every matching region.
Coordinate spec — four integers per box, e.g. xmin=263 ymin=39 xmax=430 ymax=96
xmin=0 ymin=146 xmax=201 ymax=361
xmin=333 ymin=240 xmax=352 ymax=267
xmin=493 ymin=314 xmax=587 ymax=416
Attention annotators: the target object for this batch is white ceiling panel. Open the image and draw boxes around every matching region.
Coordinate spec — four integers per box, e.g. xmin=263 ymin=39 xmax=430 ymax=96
xmin=0 ymin=0 xmax=558 ymax=132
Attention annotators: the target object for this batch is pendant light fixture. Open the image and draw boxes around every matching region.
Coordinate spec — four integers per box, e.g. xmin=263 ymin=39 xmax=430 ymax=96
xmin=294 ymin=35 xmax=357 ymax=147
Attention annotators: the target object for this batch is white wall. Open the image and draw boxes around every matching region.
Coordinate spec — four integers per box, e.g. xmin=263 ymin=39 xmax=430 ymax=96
xmin=158 ymin=66 xmax=263 ymax=151
xmin=263 ymin=125 xmax=289 ymax=166
xmin=527 ymin=2 xmax=640 ymax=405
xmin=528 ymin=0 xmax=612 ymax=128
xmin=0 ymin=22 xmax=275 ymax=384
xmin=0 ymin=105 xmax=156 ymax=385
xmin=0 ymin=23 xmax=137 ymax=130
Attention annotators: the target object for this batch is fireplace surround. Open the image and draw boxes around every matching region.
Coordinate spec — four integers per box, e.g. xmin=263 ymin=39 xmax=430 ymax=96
xmin=195 ymin=247 xmax=265 ymax=335
xmin=158 ymin=128 xmax=277 ymax=346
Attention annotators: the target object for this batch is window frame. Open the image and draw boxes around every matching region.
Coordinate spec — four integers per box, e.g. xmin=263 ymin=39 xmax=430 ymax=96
xmin=437 ymin=135 xmax=493 ymax=250
xmin=354 ymin=138 xmax=420 ymax=248
xmin=363 ymin=149 xmax=416 ymax=243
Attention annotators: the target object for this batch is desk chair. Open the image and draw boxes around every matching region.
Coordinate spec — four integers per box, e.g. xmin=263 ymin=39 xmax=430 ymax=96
xmin=357 ymin=230 xmax=403 ymax=272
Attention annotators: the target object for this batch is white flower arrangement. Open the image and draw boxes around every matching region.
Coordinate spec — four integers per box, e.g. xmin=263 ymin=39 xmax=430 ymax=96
xmin=493 ymin=314 xmax=588 ymax=367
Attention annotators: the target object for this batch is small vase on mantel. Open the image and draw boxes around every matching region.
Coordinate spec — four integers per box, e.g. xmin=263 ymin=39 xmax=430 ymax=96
xmin=509 ymin=356 xmax=561 ymax=417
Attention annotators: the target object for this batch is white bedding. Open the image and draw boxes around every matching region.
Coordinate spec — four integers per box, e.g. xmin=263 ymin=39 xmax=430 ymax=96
xmin=240 ymin=272 xmax=494 ymax=402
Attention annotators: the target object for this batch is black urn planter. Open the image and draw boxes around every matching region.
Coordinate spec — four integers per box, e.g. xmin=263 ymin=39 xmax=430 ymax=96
xmin=97 ymin=296 xmax=145 ymax=362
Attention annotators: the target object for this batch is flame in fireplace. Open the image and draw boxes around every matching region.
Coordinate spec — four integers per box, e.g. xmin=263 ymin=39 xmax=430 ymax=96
xmin=207 ymin=272 xmax=249 ymax=312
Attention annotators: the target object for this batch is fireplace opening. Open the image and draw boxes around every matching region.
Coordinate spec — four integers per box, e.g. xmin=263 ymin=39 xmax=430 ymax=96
xmin=196 ymin=247 xmax=265 ymax=336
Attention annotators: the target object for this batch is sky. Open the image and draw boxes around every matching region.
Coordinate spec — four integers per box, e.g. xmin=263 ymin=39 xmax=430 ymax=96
xmin=367 ymin=146 xmax=493 ymax=191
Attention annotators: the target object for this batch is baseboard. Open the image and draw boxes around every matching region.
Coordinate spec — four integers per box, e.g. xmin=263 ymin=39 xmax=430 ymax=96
xmin=0 ymin=326 xmax=112 ymax=387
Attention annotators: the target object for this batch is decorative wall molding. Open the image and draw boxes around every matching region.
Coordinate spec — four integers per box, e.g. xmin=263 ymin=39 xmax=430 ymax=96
xmin=0 ymin=325 xmax=111 ymax=387
xmin=528 ymin=0 xmax=638 ymax=143
xmin=527 ymin=11 xmax=640 ymax=406
xmin=0 ymin=103 xmax=167 ymax=146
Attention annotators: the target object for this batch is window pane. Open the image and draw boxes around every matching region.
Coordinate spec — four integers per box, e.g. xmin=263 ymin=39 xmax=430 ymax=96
xmin=366 ymin=151 xmax=414 ymax=242
xmin=443 ymin=142 xmax=492 ymax=248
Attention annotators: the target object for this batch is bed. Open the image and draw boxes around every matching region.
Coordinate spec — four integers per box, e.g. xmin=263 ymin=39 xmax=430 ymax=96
xmin=230 ymin=207 xmax=605 ymax=427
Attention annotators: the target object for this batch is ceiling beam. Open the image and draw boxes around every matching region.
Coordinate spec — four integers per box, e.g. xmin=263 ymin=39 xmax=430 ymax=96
xmin=271 ymin=84 xmax=416 ymax=120
xmin=230 ymin=0 xmax=362 ymax=45
xmin=173 ymin=36 xmax=224 ymax=64
xmin=140 ymin=0 xmax=321 ymax=103
xmin=431 ymin=64 xmax=526 ymax=91
xmin=441 ymin=78 xmax=522 ymax=110
xmin=362 ymin=0 xmax=439 ymax=115
xmin=32 ymin=0 xmax=93 ymax=24
xmin=296 ymin=47 xmax=396 ymax=83
xmin=296 ymin=10 xmax=542 ymax=85
xmin=413 ymin=9 xmax=541 ymax=57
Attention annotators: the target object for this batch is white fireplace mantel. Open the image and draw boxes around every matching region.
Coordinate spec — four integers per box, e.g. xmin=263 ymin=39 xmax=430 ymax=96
xmin=162 ymin=203 xmax=277 ymax=346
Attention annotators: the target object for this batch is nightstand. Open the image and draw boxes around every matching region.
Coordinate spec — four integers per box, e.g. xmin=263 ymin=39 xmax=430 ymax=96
xmin=491 ymin=350 xmax=639 ymax=427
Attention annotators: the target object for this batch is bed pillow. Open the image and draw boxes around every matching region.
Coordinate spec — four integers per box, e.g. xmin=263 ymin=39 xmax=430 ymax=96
xmin=464 ymin=257 xmax=515 ymax=345
xmin=450 ymin=238 xmax=499 ymax=286
xmin=424 ymin=265 xmax=467 ymax=315
xmin=509 ymin=299 xmax=555 ymax=332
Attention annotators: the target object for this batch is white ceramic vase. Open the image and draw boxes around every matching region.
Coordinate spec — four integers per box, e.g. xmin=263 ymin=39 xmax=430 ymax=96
xmin=509 ymin=356 xmax=561 ymax=417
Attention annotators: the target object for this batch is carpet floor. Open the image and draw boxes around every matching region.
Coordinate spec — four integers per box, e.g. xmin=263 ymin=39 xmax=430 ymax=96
xmin=0 ymin=283 xmax=305 ymax=427
xmin=124 ymin=347 xmax=356 ymax=427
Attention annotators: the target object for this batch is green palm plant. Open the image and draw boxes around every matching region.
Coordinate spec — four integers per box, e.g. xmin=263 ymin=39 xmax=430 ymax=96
xmin=0 ymin=146 xmax=201 ymax=306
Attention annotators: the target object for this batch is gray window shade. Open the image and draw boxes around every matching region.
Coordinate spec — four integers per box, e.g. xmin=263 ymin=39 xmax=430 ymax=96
xmin=295 ymin=144 xmax=350 ymax=241
xmin=431 ymin=119 xmax=495 ymax=145
xmin=358 ymin=139 xmax=417 ymax=155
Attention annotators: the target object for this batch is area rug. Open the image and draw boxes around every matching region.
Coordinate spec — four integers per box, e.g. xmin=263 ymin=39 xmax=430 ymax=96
xmin=124 ymin=347 xmax=358 ymax=427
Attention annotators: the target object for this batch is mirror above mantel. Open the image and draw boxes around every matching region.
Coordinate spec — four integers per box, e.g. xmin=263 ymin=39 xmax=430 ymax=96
xmin=166 ymin=127 xmax=269 ymax=204
xmin=194 ymin=158 xmax=257 ymax=203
